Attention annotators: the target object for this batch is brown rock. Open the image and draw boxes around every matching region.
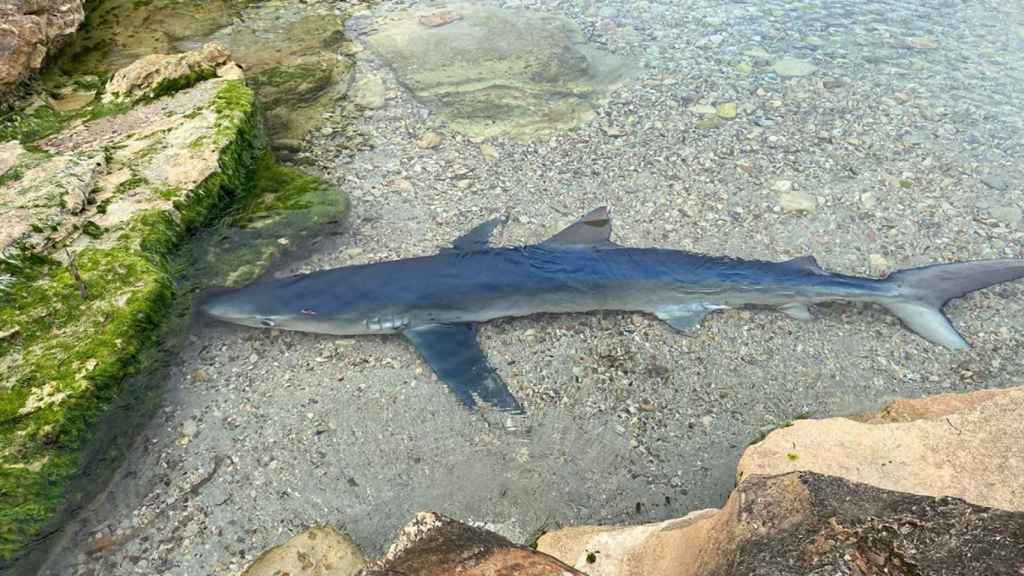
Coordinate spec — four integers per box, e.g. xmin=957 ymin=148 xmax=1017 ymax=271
xmin=537 ymin=509 xmax=718 ymax=576
xmin=242 ymin=525 xmax=366 ymax=576
xmin=103 ymin=42 xmax=234 ymax=103
xmin=540 ymin=472 xmax=1024 ymax=576
xmin=0 ymin=0 xmax=85 ymax=98
xmin=738 ymin=386 xmax=1024 ymax=511
xmin=365 ymin=512 xmax=585 ymax=576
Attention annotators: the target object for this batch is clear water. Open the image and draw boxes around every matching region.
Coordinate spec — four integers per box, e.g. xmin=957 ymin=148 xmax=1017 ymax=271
xmin=33 ymin=0 xmax=1024 ymax=573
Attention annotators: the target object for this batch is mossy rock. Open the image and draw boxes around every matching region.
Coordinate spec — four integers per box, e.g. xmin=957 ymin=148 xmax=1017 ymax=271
xmin=0 ymin=77 xmax=263 ymax=564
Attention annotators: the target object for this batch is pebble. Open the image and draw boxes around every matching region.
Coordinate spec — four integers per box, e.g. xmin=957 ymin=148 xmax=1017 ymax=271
xmin=480 ymin=143 xmax=499 ymax=162
xmin=716 ymin=102 xmax=737 ymax=120
xmin=980 ymin=174 xmax=1010 ymax=192
xmin=771 ymin=180 xmax=793 ymax=193
xmin=868 ymin=254 xmax=890 ymax=276
xmin=989 ymin=205 xmax=1023 ymax=227
xmin=181 ymin=419 xmax=198 ymax=437
xmin=694 ymin=117 xmax=720 ymax=129
xmin=778 ymin=190 xmax=817 ymax=212
xmin=772 ymin=57 xmax=817 ymax=77
xmin=352 ymin=75 xmax=387 ymax=109
xmin=416 ymin=131 xmax=443 ymax=149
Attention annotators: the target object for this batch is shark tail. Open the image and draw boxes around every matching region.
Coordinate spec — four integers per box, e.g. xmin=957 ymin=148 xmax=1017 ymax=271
xmin=881 ymin=258 xmax=1024 ymax=349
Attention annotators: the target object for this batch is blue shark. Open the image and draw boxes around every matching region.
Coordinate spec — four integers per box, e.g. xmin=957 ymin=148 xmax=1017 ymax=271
xmin=201 ymin=207 xmax=1024 ymax=413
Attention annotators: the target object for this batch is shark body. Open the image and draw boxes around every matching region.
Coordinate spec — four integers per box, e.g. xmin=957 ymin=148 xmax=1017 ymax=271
xmin=202 ymin=208 xmax=1024 ymax=412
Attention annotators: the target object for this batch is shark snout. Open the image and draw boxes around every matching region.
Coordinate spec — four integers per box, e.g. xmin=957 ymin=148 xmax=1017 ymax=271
xmin=199 ymin=288 xmax=263 ymax=326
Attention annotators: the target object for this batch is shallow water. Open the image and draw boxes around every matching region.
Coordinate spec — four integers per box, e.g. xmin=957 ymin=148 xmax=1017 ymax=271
xmin=38 ymin=0 xmax=1024 ymax=573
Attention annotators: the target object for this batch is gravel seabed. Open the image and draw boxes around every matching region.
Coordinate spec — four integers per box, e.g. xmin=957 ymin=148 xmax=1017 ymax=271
xmin=41 ymin=0 xmax=1024 ymax=574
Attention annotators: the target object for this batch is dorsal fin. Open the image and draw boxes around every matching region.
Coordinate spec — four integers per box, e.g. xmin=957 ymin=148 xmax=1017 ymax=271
xmin=781 ymin=255 xmax=825 ymax=274
xmin=448 ymin=215 xmax=507 ymax=253
xmin=542 ymin=207 xmax=614 ymax=247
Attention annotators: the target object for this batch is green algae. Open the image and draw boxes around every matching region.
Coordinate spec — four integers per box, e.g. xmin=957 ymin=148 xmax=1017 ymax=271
xmin=53 ymin=0 xmax=254 ymax=79
xmin=185 ymin=150 xmax=348 ymax=288
xmin=0 ymin=106 xmax=65 ymax=144
xmin=0 ymin=79 xmax=263 ymax=565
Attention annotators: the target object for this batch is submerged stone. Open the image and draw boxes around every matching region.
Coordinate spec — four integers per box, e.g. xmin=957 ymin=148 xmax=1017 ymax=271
xmin=365 ymin=4 xmax=633 ymax=139
xmin=209 ymin=3 xmax=356 ymax=143
xmin=771 ymin=56 xmax=817 ymax=77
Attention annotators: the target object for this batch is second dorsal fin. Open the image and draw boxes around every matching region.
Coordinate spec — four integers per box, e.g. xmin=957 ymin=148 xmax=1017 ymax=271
xmin=542 ymin=207 xmax=614 ymax=247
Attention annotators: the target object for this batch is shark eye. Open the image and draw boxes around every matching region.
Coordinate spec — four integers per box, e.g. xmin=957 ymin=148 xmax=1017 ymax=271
xmin=260 ymin=318 xmax=275 ymax=328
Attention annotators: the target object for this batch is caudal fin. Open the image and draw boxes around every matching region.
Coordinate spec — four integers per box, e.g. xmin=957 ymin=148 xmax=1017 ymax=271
xmin=882 ymin=259 xmax=1024 ymax=349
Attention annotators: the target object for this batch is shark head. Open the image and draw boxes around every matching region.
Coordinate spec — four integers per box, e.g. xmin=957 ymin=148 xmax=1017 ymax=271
xmin=200 ymin=274 xmax=352 ymax=333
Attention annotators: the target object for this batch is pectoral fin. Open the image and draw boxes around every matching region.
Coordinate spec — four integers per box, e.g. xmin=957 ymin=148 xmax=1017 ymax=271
xmin=655 ymin=304 xmax=710 ymax=334
xmin=404 ymin=323 xmax=524 ymax=413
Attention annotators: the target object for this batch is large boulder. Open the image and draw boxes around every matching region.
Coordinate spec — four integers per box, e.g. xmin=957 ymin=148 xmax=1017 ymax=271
xmin=0 ymin=0 xmax=85 ymax=101
xmin=0 ymin=53 xmax=262 ymax=564
xmin=102 ymin=42 xmax=237 ymax=103
xmin=537 ymin=387 xmax=1024 ymax=575
xmin=539 ymin=471 xmax=1024 ymax=576
xmin=242 ymin=526 xmax=366 ymax=576
xmin=363 ymin=512 xmax=586 ymax=576
xmin=737 ymin=386 xmax=1024 ymax=512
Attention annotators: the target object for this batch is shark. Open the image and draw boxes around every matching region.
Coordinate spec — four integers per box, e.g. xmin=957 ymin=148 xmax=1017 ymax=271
xmin=201 ymin=207 xmax=1024 ymax=413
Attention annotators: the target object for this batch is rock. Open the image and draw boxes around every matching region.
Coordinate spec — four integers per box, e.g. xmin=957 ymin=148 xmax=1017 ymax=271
xmin=539 ymin=471 xmax=1024 ymax=576
xmin=981 ymin=174 xmax=1011 ymax=191
xmin=418 ymin=10 xmax=463 ymax=28
xmin=480 ymin=143 xmax=499 ymax=162
xmin=777 ymin=190 xmax=816 ymax=212
xmin=0 ymin=71 xmax=262 ymax=562
xmin=364 ymin=512 xmax=585 ymax=575
xmin=694 ymin=117 xmax=720 ymax=130
xmin=738 ymin=387 xmax=1024 ymax=512
xmin=210 ymin=4 xmax=355 ymax=143
xmin=715 ymin=102 xmax=737 ymax=120
xmin=103 ymin=42 xmax=233 ymax=103
xmin=867 ymin=253 xmax=890 ymax=276
xmin=352 ymin=75 xmax=386 ymax=109
xmin=366 ymin=3 xmax=633 ymax=138
xmin=416 ymin=131 xmax=443 ymax=149
xmin=0 ymin=0 xmax=86 ymax=101
xmin=990 ymin=205 xmax=1023 ymax=227
xmin=905 ymin=36 xmax=939 ymax=49
xmin=243 ymin=525 xmax=366 ymax=576
xmin=0 ymin=140 xmax=25 ymax=175
xmin=771 ymin=57 xmax=817 ymax=77
xmin=538 ymin=509 xmax=718 ymax=575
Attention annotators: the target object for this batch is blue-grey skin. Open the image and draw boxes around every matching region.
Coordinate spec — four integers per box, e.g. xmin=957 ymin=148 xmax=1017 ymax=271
xmin=202 ymin=207 xmax=1024 ymax=412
